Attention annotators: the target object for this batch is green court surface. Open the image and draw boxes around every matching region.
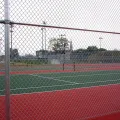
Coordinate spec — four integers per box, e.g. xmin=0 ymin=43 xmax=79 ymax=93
xmin=0 ymin=70 xmax=120 ymax=95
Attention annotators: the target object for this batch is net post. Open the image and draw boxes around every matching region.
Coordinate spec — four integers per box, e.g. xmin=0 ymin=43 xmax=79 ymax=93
xmin=73 ymin=61 xmax=75 ymax=71
xmin=63 ymin=63 xmax=65 ymax=71
xmin=4 ymin=0 xmax=11 ymax=120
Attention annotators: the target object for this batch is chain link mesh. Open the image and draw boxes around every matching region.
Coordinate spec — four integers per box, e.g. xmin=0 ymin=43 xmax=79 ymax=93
xmin=0 ymin=0 xmax=4 ymax=20
xmin=1 ymin=0 xmax=120 ymax=120
xmin=0 ymin=1 xmax=5 ymax=119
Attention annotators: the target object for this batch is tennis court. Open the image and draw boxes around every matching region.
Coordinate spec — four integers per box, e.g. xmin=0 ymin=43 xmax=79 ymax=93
xmin=1 ymin=69 xmax=120 ymax=95
xmin=1 ymin=65 xmax=120 ymax=120
xmin=2 ymin=0 xmax=120 ymax=119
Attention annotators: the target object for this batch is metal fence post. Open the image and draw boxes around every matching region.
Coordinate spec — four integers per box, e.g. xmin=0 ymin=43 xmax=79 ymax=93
xmin=4 ymin=0 xmax=11 ymax=120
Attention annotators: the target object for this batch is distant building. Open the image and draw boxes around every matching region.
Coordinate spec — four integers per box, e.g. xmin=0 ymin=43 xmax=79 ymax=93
xmin=36 ymin=49 xmax=120 ymax=64
xmin=36 ymin=50 xmax=71 ymax=64
xmin=88 ymin=51 xmax=120 ymax=63
xmin=36 ymin=50 xmax=48 ymax=59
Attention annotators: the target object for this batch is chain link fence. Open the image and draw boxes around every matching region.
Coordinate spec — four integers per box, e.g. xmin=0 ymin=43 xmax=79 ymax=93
xmin=0 ymin=0 xmax=5 ymax=119
xmin=1 ymin=0 xmax=120 ymax=120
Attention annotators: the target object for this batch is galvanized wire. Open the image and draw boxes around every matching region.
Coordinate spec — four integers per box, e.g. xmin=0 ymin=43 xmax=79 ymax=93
xmin=1 ymin=0 xmax=120 ymax=120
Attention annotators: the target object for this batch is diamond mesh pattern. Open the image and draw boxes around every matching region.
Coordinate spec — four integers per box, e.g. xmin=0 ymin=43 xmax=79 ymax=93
xmin=0 ymin=0 xmax=120 ymax=120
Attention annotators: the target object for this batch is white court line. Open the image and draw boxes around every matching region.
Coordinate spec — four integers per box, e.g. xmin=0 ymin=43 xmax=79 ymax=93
xmin=53 ymin=72 xmax=120 ymax=78
xmin=0 ymin=89 xmax=4 ymax=92
xmin=8 ymin=70 xmax=120 ymax=77
xmin=1 ymin=83 xmax=120 ymax=97
xmin=30 ymin=74 xmax=79 ymax=84
xmin=9 ymin=83 xmax=75 ymax=91
xmin=80 ymin=110 xmax=120 ymax=120
xmin=1 ymin=74 xmax=120 ymax=95
xmin=5 ymin=78 xmax=120 ymax=91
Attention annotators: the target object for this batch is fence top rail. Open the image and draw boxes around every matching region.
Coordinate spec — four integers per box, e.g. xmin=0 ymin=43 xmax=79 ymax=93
xmin=0 ymin=20 xmax=120 ymax=35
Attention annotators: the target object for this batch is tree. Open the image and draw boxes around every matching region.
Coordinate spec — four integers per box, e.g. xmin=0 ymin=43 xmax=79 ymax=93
xmin=73 ymin=48 xmax=86 ymax=53
xmin=10 ymin=49 xmax=19 ymax=58
xmin=99 ymin=48 xmax=107 ymax=51
xmin=48 ymin=36 xmax=71 ymax=52
xmin=87 ymin=46 xmax=98 ymax=52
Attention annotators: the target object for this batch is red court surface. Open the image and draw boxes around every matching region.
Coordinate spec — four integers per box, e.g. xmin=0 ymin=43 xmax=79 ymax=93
xmin=0 ymin=84 xmax=120 ymax=120
xmin=90 ymin=112 xmax=120 ymax=120
xmin=1 ymin=63 xmax=120 ymax=75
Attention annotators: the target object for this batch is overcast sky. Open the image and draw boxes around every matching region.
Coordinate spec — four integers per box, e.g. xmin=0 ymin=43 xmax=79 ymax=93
xmin=1 ymin=0 xmax=120 ymax=55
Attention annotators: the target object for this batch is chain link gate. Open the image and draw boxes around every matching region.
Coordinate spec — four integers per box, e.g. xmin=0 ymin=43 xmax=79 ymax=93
xmin=1 ymin=0 xmax=120 ymax=120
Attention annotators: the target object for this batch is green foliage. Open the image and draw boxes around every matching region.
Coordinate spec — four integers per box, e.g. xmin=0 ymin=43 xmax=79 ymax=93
xmin=13 ymin=59 xmax=48 ymax=65
xmin=87 ymin=46 xmax=98 ymax=52
xmin=10 ymin=48 xmax=19 ymax=58
xmin=112 ymin=51 xmax=120 ymax=56
xmin=73 ymin=46 xmax=107 ymax=53
xmin=99 ymin=48 xmax=107 ymax=51
xmin=49 ymin=36 xmax=70 ymax=51
xmin=73 ymin=48 xmax=86 ymax=53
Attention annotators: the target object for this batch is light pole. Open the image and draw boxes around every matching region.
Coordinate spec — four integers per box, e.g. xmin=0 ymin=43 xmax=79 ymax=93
xmin=43 ymin=21 xmax=47 ymax=51
xmin=59 ymin=34 xmax=66 ymax=64
xmin=99 ymin=37 xmax=103 ymax=49
xmin=41 ymin=21 xmax=47 ymax=51
xmin=41 ymin=27 xmax=44 ymax=51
